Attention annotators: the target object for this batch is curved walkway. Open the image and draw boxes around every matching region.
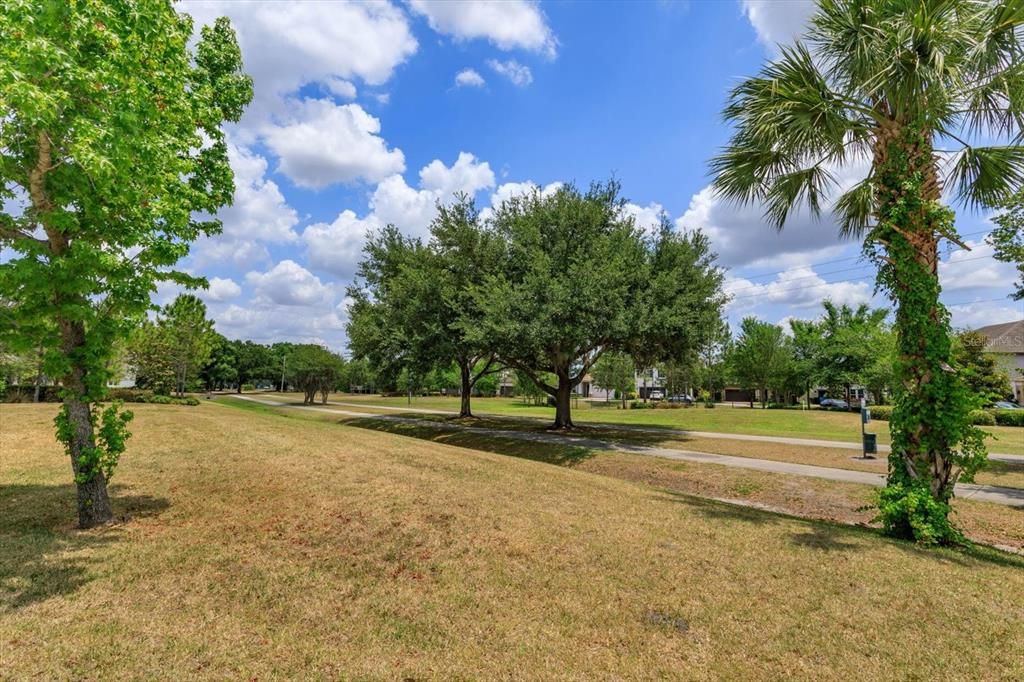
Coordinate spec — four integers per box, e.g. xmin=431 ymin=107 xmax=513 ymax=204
xmin=321 ymin=400 xmax=1024 ymax=463
xmin=225 ymin=395 xmax=1024 ymax=507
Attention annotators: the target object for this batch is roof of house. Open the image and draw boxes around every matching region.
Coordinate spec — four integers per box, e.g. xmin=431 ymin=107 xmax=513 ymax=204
xmin=974 ymin=319 xmax=1024 ymax=354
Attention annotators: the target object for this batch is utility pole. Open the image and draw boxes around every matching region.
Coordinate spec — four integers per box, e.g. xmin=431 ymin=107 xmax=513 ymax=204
xmin=280 ymin=355 xmax=287 ymax=393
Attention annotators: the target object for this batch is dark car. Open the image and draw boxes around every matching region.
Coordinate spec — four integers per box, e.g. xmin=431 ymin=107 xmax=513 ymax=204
xmin=667 ymin=394 xmax=694 ymax=404
xmin=991 ymin=401 xmax=1022 ymax=410
xmin=819 ymin=398 xmax=849 ymax=410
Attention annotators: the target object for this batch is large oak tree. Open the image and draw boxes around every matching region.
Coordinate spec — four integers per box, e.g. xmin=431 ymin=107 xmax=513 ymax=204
xmin=0 ymin=2 xmax=251 ymax=527
xmin=348 ymin=196 xmax=503 ymax=418
xmin=471 ymin=181 xmax=724 ymax=428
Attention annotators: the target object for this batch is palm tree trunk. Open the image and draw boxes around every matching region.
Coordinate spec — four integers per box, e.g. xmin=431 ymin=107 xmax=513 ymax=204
xmin=874 ymin=122 xmax=963 ymax=509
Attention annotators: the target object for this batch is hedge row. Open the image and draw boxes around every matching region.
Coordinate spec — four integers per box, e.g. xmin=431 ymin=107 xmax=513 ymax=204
xmin=2 ymin=387 xmax=199 ymax=406
xmin=867 ymin=405 xmax=1022 ymax=427
xmin=108 ymin=388 xmax=200 ymax=406
xmin=4 ymin=387 xmax=57 ymax=402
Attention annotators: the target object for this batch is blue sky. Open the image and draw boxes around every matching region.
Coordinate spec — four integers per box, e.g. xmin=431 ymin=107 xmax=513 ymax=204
xmin=165 ymin=0 xmax=1020 ymax=351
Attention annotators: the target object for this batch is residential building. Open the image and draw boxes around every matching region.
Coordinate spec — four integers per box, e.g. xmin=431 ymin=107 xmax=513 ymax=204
xmin=973 ymin=319 xmax=1024 ymax=404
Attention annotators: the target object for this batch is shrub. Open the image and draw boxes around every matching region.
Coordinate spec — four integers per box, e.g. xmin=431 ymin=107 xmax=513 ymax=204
xmin=968 ymin=409 xmax=996 ymax=426
xmin=654 ymin=401 xmax=682 ymax=409
xmin=106 ymin=388 xmax=198 ymax=406
xmin=2 ymin=386 xmax=61 ymax=403
xmin=870 ymin=405 xmax=996 ymax=425
xmin=992 ymin=409 xmax=1024 ymax=427
xmin=868 ymin=405 xmax=893 ymax=421
xmin=108 ymin=388 xmax=154 ymax=402
xmin=629 ymin=400 xmax=654 ymax=409
xmin=876 ymin=479 xmax=962 ymax=546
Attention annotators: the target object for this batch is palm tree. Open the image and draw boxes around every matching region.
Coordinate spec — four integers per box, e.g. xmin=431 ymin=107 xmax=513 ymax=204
xmin=711 ymin=0 xmax=1023 ymax=543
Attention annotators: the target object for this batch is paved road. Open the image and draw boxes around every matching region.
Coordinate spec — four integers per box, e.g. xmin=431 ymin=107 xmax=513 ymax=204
xmin=225 ymin=395 xmax=1024 ymax=507
xmin=320 ymin=399 xmax=1024 ymax=463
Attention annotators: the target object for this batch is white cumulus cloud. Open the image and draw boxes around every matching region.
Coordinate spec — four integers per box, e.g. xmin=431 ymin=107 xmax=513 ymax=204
xmin=262 ymin=99 xmax=406 ymax=189
xmin=419 ymin=152 xmax=496 ymax=197
xmin=487 ymin=59 xmax=533 ymax=87
xmin=369 ymin=152 xmax=496 ymax=236
xmin=725 ymin=265 xmax=873 ymax=315
xmin=939 ymin=239 xmax=1018 ymax=293
xmin=246 ymin=259 xmax=335 ymax=307
xmin=302 ymin=210 xmax=383 ymax=280
xmin=740 ymin=0 xmax=815 ymax=55
xmin=454 ymin=68 xmax=486 ymax=88
xmin=218 ymin=144 xmax=300 ymax=242
xmin=409 ymin=0 xmax=557 ymax=57
xmin=181 ymin=1 xmax=417 ymax=116
xmin=622 ymin=202 xmax=667 ymax=235
xmin=204 ymin=277 xmax=243 ymax=302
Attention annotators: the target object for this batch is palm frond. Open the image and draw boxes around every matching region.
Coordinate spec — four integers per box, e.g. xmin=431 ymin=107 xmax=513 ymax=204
xmin=946 ymin=144 xmax=1024 ymax=210
xmin=762 ymin=164 xmax=838 ymax=230
xmin=956 ymin=60 xmax=1024 ymax=139
xmin=713 ymin=42 xmax=867 ymax=211
xmin=833 ymin=175 xmax=875 ymax=237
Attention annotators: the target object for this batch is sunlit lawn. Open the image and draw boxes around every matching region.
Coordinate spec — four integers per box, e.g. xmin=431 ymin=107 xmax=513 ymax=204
xmin=3 ymin=401 xmax=1023 ymax=679
xmin=281 ymin=392 xmax=1024 ymax=455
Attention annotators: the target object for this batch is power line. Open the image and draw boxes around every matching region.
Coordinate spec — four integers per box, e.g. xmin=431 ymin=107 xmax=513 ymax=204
xmin=944 ymin=295 xmax=1019 ymax=308
xmin=735 ymin=228 xmax=994 ymax=283
xmin=727 ymin=254 xmax=995 ymax=302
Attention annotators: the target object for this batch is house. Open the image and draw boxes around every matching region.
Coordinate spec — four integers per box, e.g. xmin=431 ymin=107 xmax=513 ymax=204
xmin=973 ymin=319 xmax=1024 ymax=404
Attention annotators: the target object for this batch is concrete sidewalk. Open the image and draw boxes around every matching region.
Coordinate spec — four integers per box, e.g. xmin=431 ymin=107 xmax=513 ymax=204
xmin=225 ymin=395 xmax=1024 ymax=508
xmin=321 ymin=399 xmax=1024 ymax=463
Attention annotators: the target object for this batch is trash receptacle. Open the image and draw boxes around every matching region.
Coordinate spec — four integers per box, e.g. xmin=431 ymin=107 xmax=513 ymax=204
xmin=863 ymin=433 xmax=877 ymax=455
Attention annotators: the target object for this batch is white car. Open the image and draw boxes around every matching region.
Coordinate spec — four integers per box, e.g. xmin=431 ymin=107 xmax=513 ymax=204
xmin=649 ymin=390 xmax=664 ymax=400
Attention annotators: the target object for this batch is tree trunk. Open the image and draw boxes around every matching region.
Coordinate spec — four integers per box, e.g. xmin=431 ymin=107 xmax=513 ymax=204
xmin=873 ymin=122 xmax=973 ymax=535
xmin=552 ymin=369 xmax=574 ymax=429
xmin=459 ymin=362 xmax=473 ymax=418
xmin=59 ymin=321 xmax=113 ymax=528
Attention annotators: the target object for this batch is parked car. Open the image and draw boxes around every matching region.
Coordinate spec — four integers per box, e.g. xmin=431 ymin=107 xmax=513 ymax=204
xmin=819 ymin=398 xmax=849 ymax=410
xmin=667 ymin=394 xmax=694 ymax=404
xmin=648 ymin=390 xmax=665 ymax=400
xmin=991 ymin=401 xmax=1022 ymax=410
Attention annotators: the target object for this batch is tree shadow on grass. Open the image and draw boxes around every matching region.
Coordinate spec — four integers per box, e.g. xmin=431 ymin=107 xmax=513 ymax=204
xmin=0 ymin=483 xmax=169 ymax=612
xmin=790 ymin=525 xmax=861 ymax=552
xmin=361 ymin=412 xmax=692 ymax=450
xmin=654 ymin=488 xmax=1024 ymax=569
xmin=338 ymin=417 xmax=596 ymax=467
xmin=658 ymin=491 xmax=781 ymax=526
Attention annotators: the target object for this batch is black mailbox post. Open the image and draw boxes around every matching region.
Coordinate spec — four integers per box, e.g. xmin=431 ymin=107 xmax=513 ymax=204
xmin=860 ymin=398 xmax=876 ymax=459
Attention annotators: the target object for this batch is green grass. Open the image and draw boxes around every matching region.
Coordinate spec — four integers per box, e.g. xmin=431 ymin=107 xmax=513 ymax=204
xmin=294 ymin=393 xmax=1024 ymax=455
xmin=4 ymin=402 xmax=1023 ymax=679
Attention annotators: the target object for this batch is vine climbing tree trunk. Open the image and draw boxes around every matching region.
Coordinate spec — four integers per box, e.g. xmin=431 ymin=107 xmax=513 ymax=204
xmin=58 ymin=318 xmax=113 ymax=528
xmin=871 ymin=123 xmax=986 ymax=542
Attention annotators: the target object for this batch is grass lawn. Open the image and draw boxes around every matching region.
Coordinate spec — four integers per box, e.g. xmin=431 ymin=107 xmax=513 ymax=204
xmin=3 ymin=402 xmax=1023 ymax=679
xmin=319 ymin=393 xmax=1024 ymax=455
xmin=346 ymin=412 xmax=1024 ymax=491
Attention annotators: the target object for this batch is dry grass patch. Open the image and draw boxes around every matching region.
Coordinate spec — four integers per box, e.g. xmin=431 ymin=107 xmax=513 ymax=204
xmin=3 ymin=402 xmax=1023 ymax=679
xmin=325 ymin=407 xmax=1024 ymax=491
